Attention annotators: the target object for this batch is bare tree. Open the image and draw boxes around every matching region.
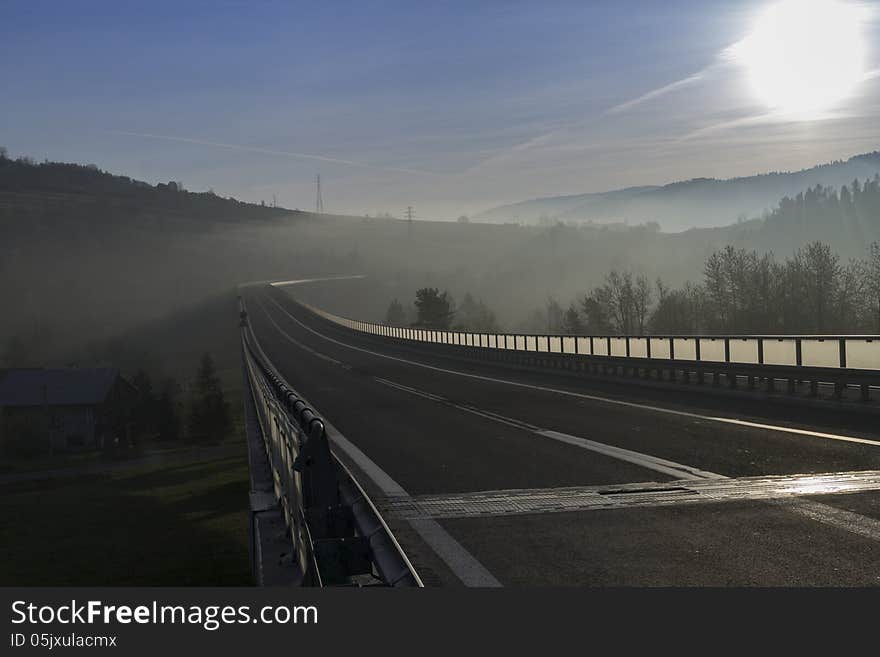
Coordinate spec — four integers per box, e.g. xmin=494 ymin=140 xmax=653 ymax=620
xmin=633 ymin=274 xmax=652 ymax=334
xmin=869 ymin=242 xmax=880 ymax=332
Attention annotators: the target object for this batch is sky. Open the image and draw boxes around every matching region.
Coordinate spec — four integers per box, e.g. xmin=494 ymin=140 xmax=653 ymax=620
xmin=2 ymin=0 xmax=879 ymax=219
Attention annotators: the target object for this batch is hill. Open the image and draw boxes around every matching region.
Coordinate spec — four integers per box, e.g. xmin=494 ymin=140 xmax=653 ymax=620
xmin=476 ymin=150 xmax=880 ymax=231
xmin=3 ymin=150 xmax=879 ymax=374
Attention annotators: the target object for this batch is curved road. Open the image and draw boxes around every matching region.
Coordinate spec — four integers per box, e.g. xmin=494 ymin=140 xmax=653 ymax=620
xmin=243 ymin=282 xmax=880 ymax=586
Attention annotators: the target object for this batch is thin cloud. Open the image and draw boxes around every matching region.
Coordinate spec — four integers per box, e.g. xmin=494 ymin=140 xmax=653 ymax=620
xmin=679 ymin=112 xmax=784 ymax=141
xmin=108 ymin=131 xmax=437 ymax=176
xmin=605 ymin=71 xmax=708 ymax=115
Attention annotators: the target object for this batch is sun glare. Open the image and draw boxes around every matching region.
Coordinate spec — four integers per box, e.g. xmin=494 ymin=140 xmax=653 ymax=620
xmin=731 ymin=0 xmax=868 ymax=118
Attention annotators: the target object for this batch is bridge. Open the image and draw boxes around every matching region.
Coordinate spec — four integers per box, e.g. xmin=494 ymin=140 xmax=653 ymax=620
xmin=240 ymin=278 xmax=880 ymax=586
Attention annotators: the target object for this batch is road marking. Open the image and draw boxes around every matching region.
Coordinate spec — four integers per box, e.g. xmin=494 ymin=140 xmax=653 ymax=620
xmin=246 ymin=299 xmax=501 ymax=587
xmin=775 ymin=498 xmax=880 ymax=543
xmin=254 ymin=297 xmax=343 ymax=366
xmin=269 ymin=275 xmax=367 ymax=288
xmin=383 ymin=470 xmax=880 ymax=519
xmin=375 ymin=376 xmax=719 ymax=481
xmin=262 ymin=291 xmax=880 ymax=449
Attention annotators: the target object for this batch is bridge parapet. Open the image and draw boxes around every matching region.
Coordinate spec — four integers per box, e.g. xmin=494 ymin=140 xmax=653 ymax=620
xmin=294 ymin=296 xmax=880 ymax=403
xmin=239 ymin=297 xmax=422 ymax=587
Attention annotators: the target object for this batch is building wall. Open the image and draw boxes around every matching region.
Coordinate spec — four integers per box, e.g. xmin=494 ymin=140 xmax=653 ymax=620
xmin=1 ymin=405 xmax=100 ymax=452
xmin=49 ymin=406 xmax=97 ymax=450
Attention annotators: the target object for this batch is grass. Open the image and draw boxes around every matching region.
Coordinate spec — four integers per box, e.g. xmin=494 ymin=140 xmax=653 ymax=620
xmin=0 ymin=452 xmax=252 ymax=585
xmin=0 ymin=274 xmax=254 ymax=584
xmin=0 ymin=441 xmax=197 ymax=475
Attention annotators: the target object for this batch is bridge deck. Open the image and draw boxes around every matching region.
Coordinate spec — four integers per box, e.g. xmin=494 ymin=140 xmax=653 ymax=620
xmin=243 ymin=283 xmax=880 ymax=586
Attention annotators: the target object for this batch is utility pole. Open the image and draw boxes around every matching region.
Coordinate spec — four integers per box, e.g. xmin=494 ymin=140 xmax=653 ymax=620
xmin=316 ymin=174 xmax=324 ymax=214
xmin=405 ymin=206 xmax=414 ymax=238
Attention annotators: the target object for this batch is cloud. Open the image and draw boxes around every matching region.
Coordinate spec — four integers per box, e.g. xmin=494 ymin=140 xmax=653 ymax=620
xmin=605 ymin=72 xmax=708 ymax=115
xmin=108 ymin=131 xmax=437 ymax=176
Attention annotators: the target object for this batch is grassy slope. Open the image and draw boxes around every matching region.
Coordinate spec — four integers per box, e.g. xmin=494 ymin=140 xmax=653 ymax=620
xmin=0 ymin=453 xmax=251 ymax=585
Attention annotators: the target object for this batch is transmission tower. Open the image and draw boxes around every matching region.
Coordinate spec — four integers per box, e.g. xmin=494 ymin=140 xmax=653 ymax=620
xmin=405 ymin=206 xmax=415 ymax=222
xmin=316 ymin=174 xmax=324 ymax=214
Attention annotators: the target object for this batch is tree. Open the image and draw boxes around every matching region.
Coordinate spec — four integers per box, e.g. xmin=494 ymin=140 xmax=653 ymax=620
xmin=457 ymin=215 xmax=470 ymax=223
xmin=562 ymin=303 xmax=584 ymax=334
xmin=545 ymin=297 xmax=565 ymax=333
xmin=581 ymin=269 xmax=651 ymax=334
xmin=385 ymin=298 xmax=406 ymax=326
xmin=188 ymin=354 xmax=230 ymax=442
xmin=132 ymin=370 xmax=156 ymax=439
xmin=413 ymin=288 xmax=455 ymax=329
xmin=796 ymin=241 xmax=841 ymax=333
xmin=0 ymin=146 xmax=7 ymax=160
xmin=155 ymin=378 xmax=182 ymax=442
xmin=650 ymin=279 xmax=704 ymax=334
xmin=455 ymin=293 xmax=499 ymax=331
xmin=869 ymin=242 xmax=880 ymax=332
xmin=632 ymin=274 xmax=652 ymax=334
xmin=580 ymin=291 xmax=613 ymax=333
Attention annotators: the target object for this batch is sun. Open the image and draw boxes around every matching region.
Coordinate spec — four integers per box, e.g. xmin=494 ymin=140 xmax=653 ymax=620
xmin=731 ymin=0 xmax=868 ymax=117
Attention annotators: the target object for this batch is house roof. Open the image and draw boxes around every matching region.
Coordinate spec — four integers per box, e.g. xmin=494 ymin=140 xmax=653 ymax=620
xmin=0 ymin=368 xmax=122 ymax=407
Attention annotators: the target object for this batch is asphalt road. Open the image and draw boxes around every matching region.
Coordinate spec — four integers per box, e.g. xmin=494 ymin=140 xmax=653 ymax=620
xmin=243 ymin=282 xmax=880 ymax=586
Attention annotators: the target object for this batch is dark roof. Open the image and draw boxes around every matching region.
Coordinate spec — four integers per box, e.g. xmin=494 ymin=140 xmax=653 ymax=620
xmin=0 ymin=368 xmax=122 ymax=407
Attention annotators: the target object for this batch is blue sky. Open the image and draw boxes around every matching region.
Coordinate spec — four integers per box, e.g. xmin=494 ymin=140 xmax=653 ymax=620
xmin=2 ymin=0 xmax=879 ymax=218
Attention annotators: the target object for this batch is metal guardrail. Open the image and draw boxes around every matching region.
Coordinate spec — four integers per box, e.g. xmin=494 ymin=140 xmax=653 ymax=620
xmin=239 ymin=298 xmax=422 ymax=587
xmin=297 ymin=299 xmax=880 ymax=401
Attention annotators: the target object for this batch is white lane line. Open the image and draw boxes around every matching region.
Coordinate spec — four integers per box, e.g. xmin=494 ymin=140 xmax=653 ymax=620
xmin=262 ymin=292 xmax=880 ymax=449
xmin=537 ymin=430 xmax=721 ymax=481
xmin=374 ymin=376 xmax=719 ymax=481
xmin=255 ymin=291 xmax=880 ymax=546
xmin=254 ymin=297 xmax=343 ymax=366
xmin=246 ymin=296 xmax=501 ymax=587
xmin=774 ymin=499 xmax=880 ymax=544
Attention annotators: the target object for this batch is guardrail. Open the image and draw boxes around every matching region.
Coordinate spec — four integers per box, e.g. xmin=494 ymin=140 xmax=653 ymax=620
xmin=240 ymin=298 xmax=422 ymax=587
xmin=298 ymin=299 xmax=880 ymax=402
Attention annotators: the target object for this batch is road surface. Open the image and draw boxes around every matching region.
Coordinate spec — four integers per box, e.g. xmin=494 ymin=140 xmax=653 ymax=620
xmin=243 ymin=283 xmax=880 ymax=586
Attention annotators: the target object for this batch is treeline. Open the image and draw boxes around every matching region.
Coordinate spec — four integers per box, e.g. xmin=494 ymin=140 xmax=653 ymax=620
xmin=385 ymin=289 xmax=500 ymax=331
xmin=548 ymin=241 xmax=880 ymax=335
xmin=746 ymin=176 xmax=880 ymax=253
xmin=130 ymin=353 xmax=231 ymax=446
xmin=0 ymin=148 xmax=295 ymax=228
xmin=386 ymin=241 xmax=880 ymax=336
xmin=1 ymin=353 xmax=231 ymax=459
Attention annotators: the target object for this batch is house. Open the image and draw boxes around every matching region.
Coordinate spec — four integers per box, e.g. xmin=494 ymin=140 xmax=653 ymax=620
xmin=0 ymin=368 xmax=137 ymax=453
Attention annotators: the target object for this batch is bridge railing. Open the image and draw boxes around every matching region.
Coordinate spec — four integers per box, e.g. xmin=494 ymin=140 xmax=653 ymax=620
xmin=305 ymin=303 xmax=880 ymax=370
xmin=240 ymin=298 xmax=422 ymax=587
xmin=298 ymin=300 xmax=880 ymax=400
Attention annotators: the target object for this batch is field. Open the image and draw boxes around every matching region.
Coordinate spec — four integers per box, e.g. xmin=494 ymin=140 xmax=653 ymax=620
xmin=0 ymin=452 xmax=251 ymax=585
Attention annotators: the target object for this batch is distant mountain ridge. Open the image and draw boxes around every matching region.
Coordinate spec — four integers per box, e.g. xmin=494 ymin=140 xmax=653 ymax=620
xmin=476 ymin=151 xmax=880 ymax=232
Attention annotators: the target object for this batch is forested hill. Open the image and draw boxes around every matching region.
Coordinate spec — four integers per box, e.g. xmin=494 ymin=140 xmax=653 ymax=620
xmin=0 ymin=153 xmax=298 ymax=238
xmin=0 ymin=152 xmax=318 ymax=358
xmin=728 ymin=175 xmax=880 ymax=257
xmin=476 ymin=150 xmax=880 ymax=231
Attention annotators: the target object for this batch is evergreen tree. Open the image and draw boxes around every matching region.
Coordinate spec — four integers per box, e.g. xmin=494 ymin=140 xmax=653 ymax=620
xmin=188 ymin=354 xmax=230 ymax=442
xmin=413 ymin=288 xmax=455 ymax=329
xmin=385 ymin=298 xmax=406 ymax=326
